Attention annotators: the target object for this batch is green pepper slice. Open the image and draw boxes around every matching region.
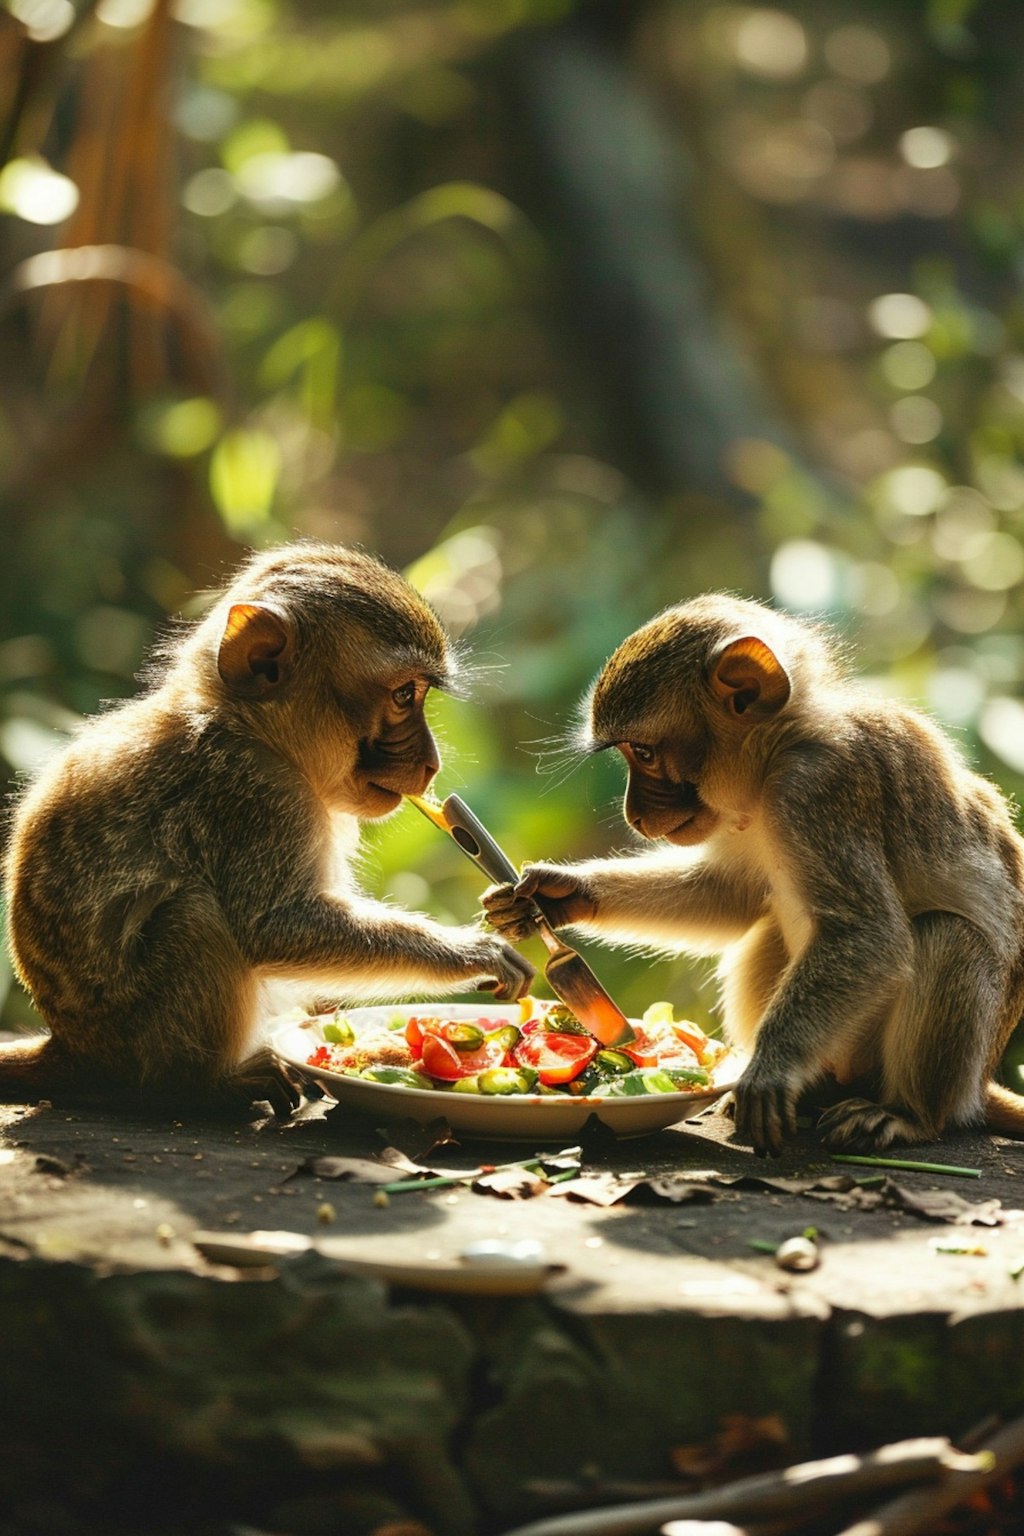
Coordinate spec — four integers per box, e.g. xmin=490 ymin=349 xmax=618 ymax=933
xmin=445 ymin=1022 xmax=486 ymax=1051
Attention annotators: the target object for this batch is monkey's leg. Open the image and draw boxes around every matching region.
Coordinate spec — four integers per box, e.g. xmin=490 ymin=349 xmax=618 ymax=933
xmin=89 ymin=888 xmax=303 ymax=1116
xmin=818 ymin=912 xmax=999 ymax=1150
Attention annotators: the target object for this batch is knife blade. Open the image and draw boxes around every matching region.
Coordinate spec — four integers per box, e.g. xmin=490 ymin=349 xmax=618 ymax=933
xmin=408 ymin=792 xmax=635 ymax=1048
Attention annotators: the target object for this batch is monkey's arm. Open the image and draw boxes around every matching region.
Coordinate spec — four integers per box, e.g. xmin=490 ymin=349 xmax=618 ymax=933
xmin=483 ymin=848 xmax=766 ymax=954
xmin=199 ymin=778 xmax=533 ymax=1000
xmin=242 ymin=892 xmax=534 ymax=1000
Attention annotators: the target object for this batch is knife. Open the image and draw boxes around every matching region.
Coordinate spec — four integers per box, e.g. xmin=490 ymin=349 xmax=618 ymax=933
xmin=409 ymin=792 xmax=635 ymax=1048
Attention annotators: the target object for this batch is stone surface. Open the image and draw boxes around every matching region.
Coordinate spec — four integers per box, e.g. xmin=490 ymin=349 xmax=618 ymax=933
xmin=2 ymin=1090 xmax=1024 ymax=1533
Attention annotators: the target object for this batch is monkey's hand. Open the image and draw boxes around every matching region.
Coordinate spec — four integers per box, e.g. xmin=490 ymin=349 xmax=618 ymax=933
xmin=458 ymin=929 xmax=536 ymax=1000
xmin=482 ymin=863 xmax=598 ymax=941
xmin=732 ymin=1061 xmax=800 ymax=1157
xmin=225 ymin=1046 xmax=307 ymax=1119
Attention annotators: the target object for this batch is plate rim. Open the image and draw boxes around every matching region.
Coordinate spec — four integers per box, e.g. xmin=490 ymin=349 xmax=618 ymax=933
xmin=269 ymin=1002 xmax=742 ymax=1122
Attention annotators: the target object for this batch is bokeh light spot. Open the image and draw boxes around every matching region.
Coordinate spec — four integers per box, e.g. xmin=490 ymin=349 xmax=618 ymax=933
xmin=868 ymin=293 xmax=932 ymax=340
xmin=770 ymin=539 xmax=839 ymax=610
xmin=877 ymin=464 xmax=947 ymax=517
xmin=979 ymin=697 xmax=1024 ymax=773
xmin=889 ymin=396 xmax=942 ymax=445
xmin=8 ymin=0 xmax=74 ymax=41
xmin=734 ymin=9 xmax=808 ymax=79
xmin=824 ymin=24 xmax=891 ymax=84
xmin=0 ymin=158 xmax=78 ymax=225
xmin=899 ymin=126 xmax=954 ymax=169
xmin=881 ymin=340 xmax=936 ymax=392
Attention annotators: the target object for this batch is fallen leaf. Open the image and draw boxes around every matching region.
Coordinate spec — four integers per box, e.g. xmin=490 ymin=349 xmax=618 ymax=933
xmin=671 ymin=1412 xmax=792 ymax=1480
xmin=882 ymin=1180 xmax=1004 ymax=1225
xmin=378 ymin=1116 xmax=457 ymax=1161
xmin=292 ymin=1155 xmax=398 ymax=1185
xmin=549 ymin=1172 xmax=649 ymax=1207
xmin=473 ymin=1167 xmax=549 ymax=1199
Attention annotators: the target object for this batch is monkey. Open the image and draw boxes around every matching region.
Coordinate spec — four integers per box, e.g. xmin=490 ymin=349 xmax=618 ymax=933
xmin=483 ymin=593 xmax=1024 ymax=1155
xmin=1 ymin=541 xmax=533 ymax=1115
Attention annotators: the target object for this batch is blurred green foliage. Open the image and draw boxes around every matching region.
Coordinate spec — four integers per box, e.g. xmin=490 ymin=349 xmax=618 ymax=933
xmin=1 ymin=0 xmax=1024 ymax=1042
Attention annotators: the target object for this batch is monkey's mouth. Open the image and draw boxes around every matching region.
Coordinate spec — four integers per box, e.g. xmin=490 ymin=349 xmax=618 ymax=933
xmin=368 ymin=781 xmax=403 ymax=803
xmin=669 ymin=781 xmax=703 ymax=827
xmin=664 ymin=782 xmax=717 ymax=842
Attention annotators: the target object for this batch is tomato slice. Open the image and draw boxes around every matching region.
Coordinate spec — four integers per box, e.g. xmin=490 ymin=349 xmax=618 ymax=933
xmin=621 ymin=1026 xmax=662 ymax=1068
xmin=513 ymin=1030 xmax=597 ymax=1085
xmin=670 ymin=1019 xmax=710 ymax=1057
xmin=421 ymin=1031 xmax=507 ymax=1082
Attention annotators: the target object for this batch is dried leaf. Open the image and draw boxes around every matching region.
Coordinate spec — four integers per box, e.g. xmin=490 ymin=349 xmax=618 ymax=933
xmin=671 ymin=1412 xmax=792 ymax=1480
xmin=882 ymin=1180 xmax=1004 ymax=1225
xmin=550 ymin=1172 xmax=648 ymax=1206
xmin=473 ymin=1167 xmax=549 ymax=1199
xmin=638 ymin=1178 xmax=720 ymax=1206
xmin=294 ymin=1155 xmax=398 ymax=1185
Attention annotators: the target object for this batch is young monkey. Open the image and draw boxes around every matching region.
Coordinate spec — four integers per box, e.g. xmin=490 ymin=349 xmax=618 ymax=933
xmin=2 ymin=542 xmax=532 ymax=1113
xmin=484 ymin=594 xmax=1024 ymax=1155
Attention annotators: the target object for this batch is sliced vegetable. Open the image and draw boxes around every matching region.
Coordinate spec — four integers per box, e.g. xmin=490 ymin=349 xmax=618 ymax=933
xmin=360 ymin=1066 xmax=433 ymax=1089
xmin=322 ymin=1015 xmax=354 ymax=1045
xmin=593 ymin=1049 xmax=635 ymax=1075
xmin=513 ymin=1029 xmax=597 ymax=1085
xmin=485 ymin=1024 xmax=522 ymax=1053
xmin=642 ymin=1000 xmax=712 ymax=1059
xmin=307 ymin=1000 xmax=726 ymax=1098
xmin=539 ymin=1004 xmax=590 ymax=1036
xmin=420 ymin=1030 xmax=506 ymax=1081
xmin=620 ymin=1027 xmax=663 ymax=1068
xmin=477 ymin=1066 xmax=540 ymax=1095
xmin=445 ymin=1022 xmax=487 ymax=1051
xmin=605 ymin=1067 xmax=706 ymax=1096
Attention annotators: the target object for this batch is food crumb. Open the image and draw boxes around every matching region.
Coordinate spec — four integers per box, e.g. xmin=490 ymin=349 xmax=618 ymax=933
xmin=373 ymin=1190 xmax=390 ymax=1209
xmin=317 ymin=1202 xmax=337 ymax=1224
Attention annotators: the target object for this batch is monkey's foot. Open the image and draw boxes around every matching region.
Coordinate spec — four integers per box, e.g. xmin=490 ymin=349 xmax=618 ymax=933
xmin=817 ymin=1097 xmax=929 ymax=1151
xmin=223 ymin=1047 xmax=307 ymax=1120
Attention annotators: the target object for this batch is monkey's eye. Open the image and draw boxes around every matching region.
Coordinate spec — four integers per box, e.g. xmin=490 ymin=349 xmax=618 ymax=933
xmin=628 ymin=742 xmax=656 ymax=766
xmin=391 ymin=681 xmax=417 ymax=709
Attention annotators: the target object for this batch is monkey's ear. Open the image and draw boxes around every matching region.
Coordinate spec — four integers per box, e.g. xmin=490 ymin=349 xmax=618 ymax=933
xmin=217 ymin=603 xmax=295 ymax=698
xmin=710 ymin=636 xmax=791 ymax=721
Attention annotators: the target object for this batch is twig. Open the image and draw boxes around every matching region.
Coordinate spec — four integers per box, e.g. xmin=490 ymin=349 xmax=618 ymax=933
xmin=835 ymin=1413 xmax=1024 ymax=1536
xmin=830 ymin=1154 xmax=981 ymax=1179
xmin=495 ymin=1438 xmax=984 ymax=1536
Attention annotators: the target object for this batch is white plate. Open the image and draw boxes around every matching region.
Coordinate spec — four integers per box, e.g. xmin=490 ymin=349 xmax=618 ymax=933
xmin=270 ymin=1003 xmax=743 ymax=1141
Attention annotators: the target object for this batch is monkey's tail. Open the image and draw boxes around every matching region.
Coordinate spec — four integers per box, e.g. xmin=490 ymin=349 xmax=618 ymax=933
xmin=0 ymin=1033 xmax=71 ymax=1102
xmin=983 ymin=1080 xmax=1024 ymax=1138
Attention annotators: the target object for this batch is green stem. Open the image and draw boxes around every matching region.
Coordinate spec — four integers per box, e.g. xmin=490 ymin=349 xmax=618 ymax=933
xmin=831 ymin=1154 xmax=981 ymax=1179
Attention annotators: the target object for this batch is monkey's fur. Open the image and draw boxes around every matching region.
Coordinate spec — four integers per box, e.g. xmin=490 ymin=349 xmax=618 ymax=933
xmin=485 ymin=594 xmax=1024 ymax=1154
xmin=2 ymin=542 xmax=532 ymax=1113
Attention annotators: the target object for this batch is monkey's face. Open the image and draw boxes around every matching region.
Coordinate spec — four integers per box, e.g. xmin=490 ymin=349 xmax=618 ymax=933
xmin=617 ymin=738 xmax=720 ymax=846
xmin=351 ymin=674 xmax=442 ymax=818
xmin=587 ymin=599 xmax=795 ymax=847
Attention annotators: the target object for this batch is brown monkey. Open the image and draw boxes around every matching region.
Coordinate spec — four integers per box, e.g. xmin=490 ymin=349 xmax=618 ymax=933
xmin=2 ymin=542 xmax=532 ymax=1113
xmin=484 ymin=593 xmax=1024 ymax=1154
